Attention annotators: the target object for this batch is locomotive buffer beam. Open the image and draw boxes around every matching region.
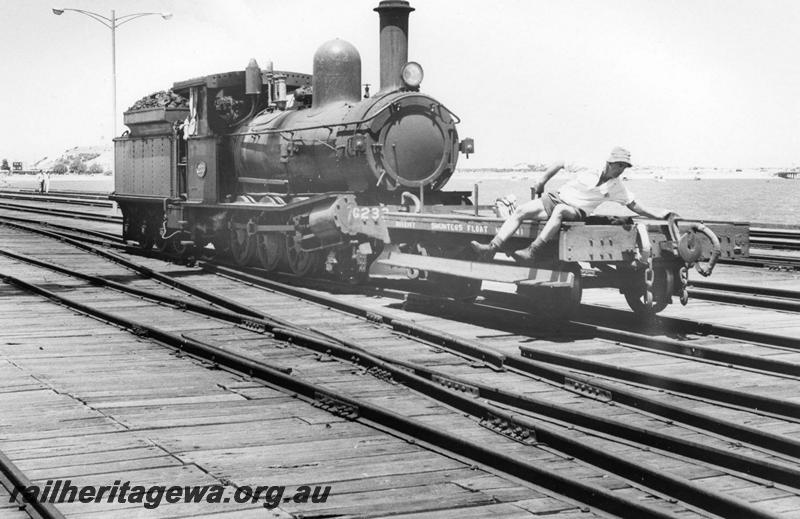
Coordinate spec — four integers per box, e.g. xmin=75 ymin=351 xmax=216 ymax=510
xmin=378 ymin=251 xmax=574 ymax=288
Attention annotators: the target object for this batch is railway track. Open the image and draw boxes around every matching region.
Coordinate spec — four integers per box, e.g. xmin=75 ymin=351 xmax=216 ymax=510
xmin=4 ymin=189 xmax=800 ymax=270
xmin=0 ymin=201 xmax=120 ymax=224
xmin=0 ymin=223 xmax=710 ymax=518
xmin=687 ymin=280 xmax=800 ymax=312
xmin=1 ymin=281 xmax=572 ymax=518
xmin=722 ymin=225 xmax=800 ymax=270
xmin=750 ymin=226 xmax=800 ymax=251
xmin=0 ymin=189 xmax=114 ymax=208
xmin=3 ymin=218 xmax=800 ymax=517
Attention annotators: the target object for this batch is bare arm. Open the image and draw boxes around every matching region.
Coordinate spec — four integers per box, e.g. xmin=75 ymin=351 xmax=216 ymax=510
xmin=627 ymin=200 xmax=673 ymax=219
xmin=531 ymin=160 xmax=566 ymax=197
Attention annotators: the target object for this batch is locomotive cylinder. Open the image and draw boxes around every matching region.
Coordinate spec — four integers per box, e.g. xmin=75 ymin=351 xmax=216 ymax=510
xmin=374 ymin=0 xmax=414 ymax=92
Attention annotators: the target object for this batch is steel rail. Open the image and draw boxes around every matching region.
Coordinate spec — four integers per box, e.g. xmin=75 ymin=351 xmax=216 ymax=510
xmin=518 ymin=344 xmax=800 ymax=419
xmin=7 ymin=245 xmax=800 ymax=491
xmin=568 ymin=318 xmax=800 ymax=377
xmin=687 ymin=279 xmax=800 ymax=311
xmin=583 ymin=304 xmax=800 ymax=354
xmin=688 ymin=286 xmax=800 ymax=312
xmin=7 ymin=217 xmax=800 ymax=460
xmin=208 ymin=262 xmax=800 ymax=419
xmin=0 ymin=192 xmax=114 ymax=208
xmin=690 ymin=280 xmax=800 ymax=299
xmin=0 ymin=189 xmax=110 ymax=200
xmin=206 ymin=264 xmax=800 ymax=460
xmin=545 ymin=312 xmax=800 ymax=377
xmin=0 ymin=272 xmax=700 ymax=519
xmin=0 ymin=220 xmax=268 ymax=320
xmin=300 ymin=327 xmax=800 ymax=489
xmin=0 ymin=450 xmax=66 ymax=519
xmin=719 ymin=254 xmax=800 ymax=269
xmin=0 ymin=216 xmax=123 ymax=244
xmin=0 ymin=201 xmax=121 ymax=223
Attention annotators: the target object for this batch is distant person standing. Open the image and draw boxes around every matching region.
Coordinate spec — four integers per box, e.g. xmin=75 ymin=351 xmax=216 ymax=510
xmin=36 ymin=171 xmax=45 ymax=193
xmin=43 ymin=172 xmax=51 ymax=193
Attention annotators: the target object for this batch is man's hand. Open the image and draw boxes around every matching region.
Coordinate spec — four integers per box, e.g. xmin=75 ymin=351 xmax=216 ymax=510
xmin=530 ymin=179 xmax=546 ymax=198
xmin=530 ymin=161 xmax=565 ymax=198
xmin=627 ymin=201 xmax=678 ymax=220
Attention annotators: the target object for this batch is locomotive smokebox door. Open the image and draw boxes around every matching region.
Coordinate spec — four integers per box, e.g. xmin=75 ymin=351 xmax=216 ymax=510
xmin=187 ymin=136 xmax=221 ymax=203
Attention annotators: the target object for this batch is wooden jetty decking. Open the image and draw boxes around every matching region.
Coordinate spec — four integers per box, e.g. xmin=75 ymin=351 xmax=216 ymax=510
xmin=0 ymin=280 xmax=602 ymax=519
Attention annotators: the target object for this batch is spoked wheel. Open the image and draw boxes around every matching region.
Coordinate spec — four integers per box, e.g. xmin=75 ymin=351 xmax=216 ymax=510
xmin=285 ymin=233 xmax=324 ymax=276
xmin=256 ymin=232 xmax=285 ymax=272
xmin=519 ymin=262 xmax=582 ymax=321
xmin=229 ymin=221 xmax=257 ymax=266
xmin=622 ymin=266 xmax=673 ymax=317
xmin=419 ymin=242 xmax=483 ymax=301
xmin=159 ymin=235 xmax=189 ymax=256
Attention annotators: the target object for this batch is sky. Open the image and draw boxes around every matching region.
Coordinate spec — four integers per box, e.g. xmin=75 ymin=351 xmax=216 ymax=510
xmin=1 ymin=0 xmax=799 ymax=169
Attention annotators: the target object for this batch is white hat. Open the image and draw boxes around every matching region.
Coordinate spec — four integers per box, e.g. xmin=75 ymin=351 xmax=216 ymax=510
xmin=607 ymin=146 xmax=632 ymax=167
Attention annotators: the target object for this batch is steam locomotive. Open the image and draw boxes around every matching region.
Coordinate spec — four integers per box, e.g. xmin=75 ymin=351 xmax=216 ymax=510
xmin=111 ymin=0 xmax=749 ymax=318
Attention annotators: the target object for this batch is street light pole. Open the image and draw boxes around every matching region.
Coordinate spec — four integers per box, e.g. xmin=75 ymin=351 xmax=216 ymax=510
xmin=52 ymin=8 xmax=171 ymax=143
xmin=111 ymin=9 xmax=116 ymax=140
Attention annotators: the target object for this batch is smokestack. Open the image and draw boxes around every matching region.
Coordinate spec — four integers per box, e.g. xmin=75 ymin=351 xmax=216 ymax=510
xmin=374 ymin=0 xmax=414 ymax=92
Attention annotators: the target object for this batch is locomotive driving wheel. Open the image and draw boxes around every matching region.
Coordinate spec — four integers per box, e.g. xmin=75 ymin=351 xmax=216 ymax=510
xmin=256 ymin=232 xmax=285 ymax=272
xmin=285 ymin=233 xmax=324 ymax=276
xmin=229 ymin=219 xmax=257 ymax=266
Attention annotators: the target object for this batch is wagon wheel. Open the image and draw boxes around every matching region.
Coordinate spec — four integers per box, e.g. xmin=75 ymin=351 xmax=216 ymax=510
xmin=285 ymin=233 xmax=324 ymax=276
xmin=159 ymin=235 xmax=189 ymax=256
xmin=229 ymin=221 xmax=257 ymax=266
xmin=256 ymin=232 xmax=285 ymax=272
xmin=419 ymin=242 xmax=483 ymax=301
xmin=519 ymin=262 xmax=582 ymax=321
xmin=622 ymin=266 xmax=673 ymax=317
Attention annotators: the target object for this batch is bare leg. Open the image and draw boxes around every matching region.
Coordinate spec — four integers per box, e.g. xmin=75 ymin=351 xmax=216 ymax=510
xmin=538 ymin=204 xmax=581 ymax=242
xmin=514 ymin=204 xmax=583 ymax=261
xmin=492 ymin=199 xmax=548 ymax=245
xmin=470 ymin=199 xmax=548 ymax=257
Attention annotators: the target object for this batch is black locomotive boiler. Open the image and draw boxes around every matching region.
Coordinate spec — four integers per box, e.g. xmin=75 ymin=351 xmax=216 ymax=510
xmin=111 ymin=0 xmax=749 ymax=318
xmin=114 ymin=0 xmax=472 ymax=277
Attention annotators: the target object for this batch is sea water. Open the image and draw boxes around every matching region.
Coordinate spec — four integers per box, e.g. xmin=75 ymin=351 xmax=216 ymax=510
xmin=3 ymin=172 xmax=798 ymax=227
xmin=449 ymin=175 xmax=800 ymax=227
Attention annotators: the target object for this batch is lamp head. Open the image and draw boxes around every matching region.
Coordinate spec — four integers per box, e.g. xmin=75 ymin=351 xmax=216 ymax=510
xmin=52 ymin=8 xmax=64 ymax=15
xmin=161 ymin=12 xmax=172 ymax=19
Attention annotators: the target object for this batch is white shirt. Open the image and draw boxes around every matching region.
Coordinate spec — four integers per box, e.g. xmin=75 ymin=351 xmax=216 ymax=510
xmin=557 ymin=170 xmax=634 ymax=214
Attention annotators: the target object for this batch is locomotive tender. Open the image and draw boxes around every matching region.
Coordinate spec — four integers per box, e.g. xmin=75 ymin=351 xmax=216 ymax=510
xmin=111 ymin=0 xmax=749 ymax=317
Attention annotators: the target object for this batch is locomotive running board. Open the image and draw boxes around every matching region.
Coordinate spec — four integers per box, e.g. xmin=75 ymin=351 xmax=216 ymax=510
xmin=377 ymin=251 xmax=574 ymax=288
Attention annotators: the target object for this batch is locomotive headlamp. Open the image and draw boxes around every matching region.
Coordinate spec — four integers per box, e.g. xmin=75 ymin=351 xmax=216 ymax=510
xmin=459 ymin=138 xmax=475 ymax=158
xmin=401 ymin=62 xmax=424 ymax=89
